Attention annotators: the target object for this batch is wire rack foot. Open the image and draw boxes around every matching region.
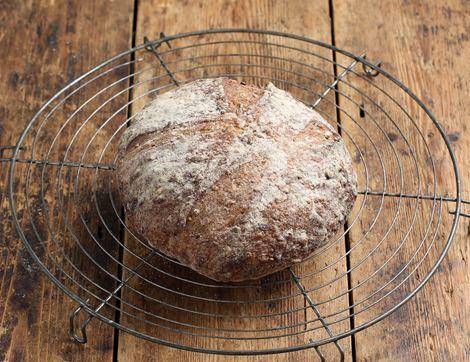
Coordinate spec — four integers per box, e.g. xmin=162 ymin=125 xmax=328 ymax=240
xmin=69 ymin=252 xmax=156 ymax=344
xmin=289 ymin=268 xmax=345 ymax=361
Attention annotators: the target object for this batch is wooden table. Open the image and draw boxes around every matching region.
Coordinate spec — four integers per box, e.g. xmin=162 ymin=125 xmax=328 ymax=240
xmin=0 ymin=1 xmax=468 ymax=360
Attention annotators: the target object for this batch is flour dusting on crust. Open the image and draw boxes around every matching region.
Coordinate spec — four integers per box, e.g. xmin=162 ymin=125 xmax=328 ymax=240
xmin=117 ymin=78 xmax=357 ymax=281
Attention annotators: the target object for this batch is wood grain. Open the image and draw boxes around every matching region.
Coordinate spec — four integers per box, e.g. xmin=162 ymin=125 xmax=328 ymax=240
xmin=333 ymin=0 xmax=469 ymax=361
xmin=116 ymin=0 xmax=353 ymax=361
xmin=0 ymin=1 xmax=133 ymax=361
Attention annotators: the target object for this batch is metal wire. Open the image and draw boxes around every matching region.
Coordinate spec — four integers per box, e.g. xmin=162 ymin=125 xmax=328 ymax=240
xmin=3 ymin=31 xmax=456 ymax=348
xmin=4 ymin=29 xmax=465 ymax=356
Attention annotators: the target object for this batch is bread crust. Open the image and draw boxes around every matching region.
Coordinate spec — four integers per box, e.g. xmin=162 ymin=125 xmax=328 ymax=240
xmin=116 ymin=78 xmax=357 ymax=281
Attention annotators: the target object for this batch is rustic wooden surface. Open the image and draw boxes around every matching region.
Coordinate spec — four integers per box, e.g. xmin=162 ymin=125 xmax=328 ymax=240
xmin=0 ymin=0 xmax=468 ymax=361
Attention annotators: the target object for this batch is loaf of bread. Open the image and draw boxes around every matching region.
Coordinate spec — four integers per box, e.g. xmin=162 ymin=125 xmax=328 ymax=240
xmin=116 ymin=78 xmax=357 ymax=282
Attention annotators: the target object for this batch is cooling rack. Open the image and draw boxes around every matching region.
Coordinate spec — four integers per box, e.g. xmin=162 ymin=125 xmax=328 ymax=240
xmin=1 ymin=29 xmax=468 ymax=358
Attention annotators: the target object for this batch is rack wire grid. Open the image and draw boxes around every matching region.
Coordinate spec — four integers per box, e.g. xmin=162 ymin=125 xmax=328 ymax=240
xmin=1 ymin=29 xmax=468 ymax=357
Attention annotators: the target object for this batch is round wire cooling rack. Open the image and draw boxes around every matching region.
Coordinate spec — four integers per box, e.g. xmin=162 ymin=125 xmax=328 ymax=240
xmin=2 ymin=29 xmax=469 ymax=357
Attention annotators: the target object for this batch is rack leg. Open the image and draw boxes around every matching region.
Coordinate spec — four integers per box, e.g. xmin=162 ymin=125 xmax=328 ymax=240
xmin=311 ymin=53 xmax=381 ymax=109
xmin=289 ymin=267 xmax=345 ymax=362
xmin=143 ymin=33 xmax=180 ymax=87
xmin=68 ymin=252 xmax=156 ymax=343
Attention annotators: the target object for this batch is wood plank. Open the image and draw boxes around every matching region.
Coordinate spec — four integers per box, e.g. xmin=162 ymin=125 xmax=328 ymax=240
xmin=333 ymin=0 xmax=469 ymax=361
xmin=0 ymin=1 xmax=133 ymax=361
xmin=117 ymin=0 xmax=353 ymax=361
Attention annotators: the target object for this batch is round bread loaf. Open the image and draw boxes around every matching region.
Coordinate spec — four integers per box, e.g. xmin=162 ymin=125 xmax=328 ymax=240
xmin=116 ymin=78 xmax=357 ymax=282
